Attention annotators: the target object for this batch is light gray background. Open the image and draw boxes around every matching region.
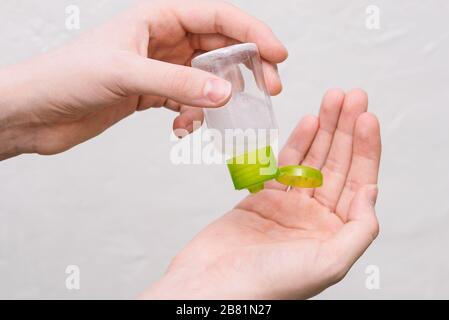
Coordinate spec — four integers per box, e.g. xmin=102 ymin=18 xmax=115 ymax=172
xmin=1 ymin=0 xmax=448 ymax=299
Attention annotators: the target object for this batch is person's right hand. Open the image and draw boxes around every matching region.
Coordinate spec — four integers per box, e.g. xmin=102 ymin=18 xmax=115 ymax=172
xmin=0 ymin=0 xmax=287 ymax=160
xmin=143 ymin=89 xmax=382 ymax=299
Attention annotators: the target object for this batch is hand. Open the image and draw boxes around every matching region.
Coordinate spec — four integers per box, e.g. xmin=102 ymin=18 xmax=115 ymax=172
xmin=143 ymin=89 xmax=382 ymax=299
xmin=0 ymin=0 xmax=287 ymax=159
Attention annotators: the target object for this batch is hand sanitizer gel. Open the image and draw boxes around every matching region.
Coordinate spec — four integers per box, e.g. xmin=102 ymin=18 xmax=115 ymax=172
xmin=192 ymin=43 xmax=322 ymax=193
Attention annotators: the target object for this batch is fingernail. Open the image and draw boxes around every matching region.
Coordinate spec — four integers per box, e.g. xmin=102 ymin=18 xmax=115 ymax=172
xmin=204 ymin=79 xmax=232 ymax=103
xmin=173 ymin=128 xmax=189 ymax=140
xmin=184 ymin=123 xmax=194 ymax=134
xmin=366 ymin=185 xmax=379 ymax=206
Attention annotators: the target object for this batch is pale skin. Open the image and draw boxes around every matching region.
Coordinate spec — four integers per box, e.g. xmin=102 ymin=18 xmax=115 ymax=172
xmin=142 ymin=89 xmax=381 ymax=299
xmin=0 ymin=0 xmax=381 ymax=299
xmin=0 ymin=0 xmax=285 ymax=159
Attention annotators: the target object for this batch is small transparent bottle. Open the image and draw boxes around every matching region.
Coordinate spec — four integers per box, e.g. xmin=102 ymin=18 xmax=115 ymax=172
xmin=192 ymin=43 xmax=277 ymax=156
xmin=192 ymin=43 xmax=322 ymax=193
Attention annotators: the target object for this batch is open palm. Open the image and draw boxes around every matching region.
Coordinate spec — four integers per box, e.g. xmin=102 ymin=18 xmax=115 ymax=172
xmin=145 ymin=89 xmax=381 ymax=299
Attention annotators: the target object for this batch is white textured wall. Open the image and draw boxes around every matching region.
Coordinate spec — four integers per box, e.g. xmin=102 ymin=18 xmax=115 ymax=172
xmin=1 ymin=0 xmax=449 ymax=299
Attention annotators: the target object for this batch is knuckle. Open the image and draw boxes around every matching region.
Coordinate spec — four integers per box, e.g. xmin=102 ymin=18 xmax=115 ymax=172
xmin=101 ymin=51 xmax=133 ymax=93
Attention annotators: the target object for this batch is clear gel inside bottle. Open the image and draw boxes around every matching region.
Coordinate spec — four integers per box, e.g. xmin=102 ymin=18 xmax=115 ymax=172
xmin=192 ymin=43 xmax=278 ymax=159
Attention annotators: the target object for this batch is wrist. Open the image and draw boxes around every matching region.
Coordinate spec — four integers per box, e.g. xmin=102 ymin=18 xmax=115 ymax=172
xmin=140 ymin=262 xmax=264 ymax=300
xmin=140 ymin=270 xmax=218 ymax=300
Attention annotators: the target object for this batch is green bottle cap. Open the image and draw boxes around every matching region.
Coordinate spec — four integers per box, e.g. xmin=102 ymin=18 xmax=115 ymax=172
xmin=227 ymin=146 xmax=323 ymax=193
xmin=275 ymin=165 xmax=323 ymax=188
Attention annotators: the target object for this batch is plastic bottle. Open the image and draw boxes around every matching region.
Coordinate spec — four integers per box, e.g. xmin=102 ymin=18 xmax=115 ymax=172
xmin=192 ymin=43 xmax=322 ymax=193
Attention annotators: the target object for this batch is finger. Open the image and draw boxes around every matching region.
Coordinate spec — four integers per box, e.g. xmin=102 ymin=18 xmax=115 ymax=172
xmin=137 ymin=95 xmax=198 ymax=112
xmin=173 ymin=105 xmax=204 ymax=136
xmin=230 ymin=59 xmax=281 ymax=96
xmin=189 ymin=34 xmax=283 ymax=96
xmin=118 ymin=53 xmax=232 ymax=108
xmin=189 ymin=33 xmax=239 ymax=52
xmin=164 ymin=99 xmax=183 ymax=112
xmin=169 ymin=0 xmax=288 ymax=63
xmin=323 ymin=185 xmax=379 ymax=279
xmin=136 ymin=95 xmax=204 ymax=137
xmin=313 ymin=89 xmax=368 ymax=210
xmin=262 ymin=61 xmax=282 ymax=96
xmin=336 ymin=113 xmax=381 ymax=221
xmin=136 ymin=95 xmax=167 ymax=111
xmin=236 ymin=188 xmax=330 ymax=229
xmin=265 ymin=115 xmax=319 ymax=191
xmin=292 ymin=89 xmax=345 ymax=195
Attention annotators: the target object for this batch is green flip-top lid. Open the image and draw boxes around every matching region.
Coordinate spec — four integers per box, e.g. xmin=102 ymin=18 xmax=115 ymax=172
xmin=226 ymin=146 xmax=323 ymax=193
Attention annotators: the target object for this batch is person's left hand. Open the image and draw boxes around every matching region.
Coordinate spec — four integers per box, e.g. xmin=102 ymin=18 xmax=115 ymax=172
xmin=142 ymin=89 xmax=382 ymax=299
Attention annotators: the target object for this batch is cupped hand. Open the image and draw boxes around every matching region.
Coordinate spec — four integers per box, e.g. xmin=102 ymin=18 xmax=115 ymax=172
xmin=143 ymin=89 xmax=382 ymax=299
xmin=0 ymin=0 xmax=286 ymax=157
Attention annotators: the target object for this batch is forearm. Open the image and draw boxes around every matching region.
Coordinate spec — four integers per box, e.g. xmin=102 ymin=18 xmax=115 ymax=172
xmin=141 ymin=271 xmax=238 ymax=300
xmin=0 ymin=65 xmax=39 ymax=160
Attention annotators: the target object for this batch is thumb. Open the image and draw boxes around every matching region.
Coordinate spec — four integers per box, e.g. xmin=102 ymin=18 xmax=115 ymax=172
xmin=347 ymin=184 xmax=379 ymax=224
xmin=327 ymin=184 xmax=379 ymax=273
xmin=117 ymin=54 xmax=232 ymax=107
